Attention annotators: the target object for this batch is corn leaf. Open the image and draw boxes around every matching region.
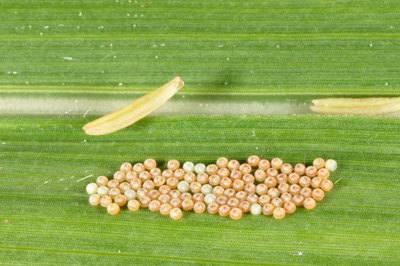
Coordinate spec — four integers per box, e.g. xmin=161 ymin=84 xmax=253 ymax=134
xmin=1 ymin=0 xmax=400 ymax=265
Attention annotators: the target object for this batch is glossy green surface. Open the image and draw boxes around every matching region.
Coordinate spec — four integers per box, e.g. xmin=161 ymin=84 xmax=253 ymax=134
xmin=1 ymin=0 xmax=400 ymax=265
xmin=1 ymin=116 xmax=400 ymax=265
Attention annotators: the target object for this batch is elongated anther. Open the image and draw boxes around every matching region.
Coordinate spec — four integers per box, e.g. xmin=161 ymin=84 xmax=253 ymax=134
xmin=310 ymin=97 xmax=400 ymax=115
xmin=83 ymin=77 xmax=184 ymax=135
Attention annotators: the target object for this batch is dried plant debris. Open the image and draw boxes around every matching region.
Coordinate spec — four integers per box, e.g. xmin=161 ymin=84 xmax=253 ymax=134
xmin=310 ymin=97 xmax=400 ymax=115
xmin=83 ymin=77 xmax=184 ymax=135
xmin=86 ymin=156 xmax=337 ymax=220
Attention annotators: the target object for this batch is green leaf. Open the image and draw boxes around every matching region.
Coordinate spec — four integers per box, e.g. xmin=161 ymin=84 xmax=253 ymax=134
xmin=1 ymin=0 xmax=400 ymax=265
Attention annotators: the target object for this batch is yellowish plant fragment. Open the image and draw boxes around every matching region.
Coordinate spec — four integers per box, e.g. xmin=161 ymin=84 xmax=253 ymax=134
xmin=83 ymin=77 xmax=184 ymax=135
xmin=310 ymin=97 xmax=400 ymax=115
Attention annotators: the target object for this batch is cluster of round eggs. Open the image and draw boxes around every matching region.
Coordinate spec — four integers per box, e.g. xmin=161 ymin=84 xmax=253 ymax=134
xmin=86 ymin=156 xmax=337 ymax=220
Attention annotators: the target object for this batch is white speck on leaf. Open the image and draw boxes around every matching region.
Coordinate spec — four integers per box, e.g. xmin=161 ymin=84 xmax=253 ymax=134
xmin=334 ymin=178 xmax=342 ymax=184
xmin=36 ymin=180 xmax=51 ymax=189
xmin=64 ymin=57 xmax=73 ymax=60
xmin=77 ymin=175 xmax=93 ymax=182
xmin=83 ymin=109 xmax=90 ymax=117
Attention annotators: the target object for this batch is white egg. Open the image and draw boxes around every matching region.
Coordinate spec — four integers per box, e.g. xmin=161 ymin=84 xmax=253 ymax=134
xmin=194 ymin=163 xmax=206 ymax=174
xmin=325 ymin=159 xmax=338 ymax=172
xmin=86 ymin=183 xmax=98 ymax=195
xmin=250 ymin=203 xmax=262 ymax=215
xmin=183 ymin=161 xmax=195 ymax=173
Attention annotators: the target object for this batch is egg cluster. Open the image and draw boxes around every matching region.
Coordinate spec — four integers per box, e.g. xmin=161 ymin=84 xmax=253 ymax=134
xmin=86 ymin=156 xmax=337 ymax=220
